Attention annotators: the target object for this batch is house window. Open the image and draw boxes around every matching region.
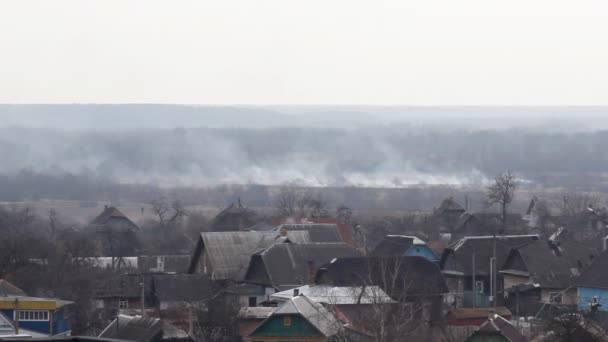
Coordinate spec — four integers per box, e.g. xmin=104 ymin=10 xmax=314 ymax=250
xmin=549 ymin=292 xmax=562 ymax=303
xmin=283 ymin=316 xmax=292 ymax=326
xmin=119 ymin=299 xmax=129 ymax=309
xmin=248 ymin=297 xmax=257 ymax=307
xmin=156 ymin=256 xmax=165 ymax=272
xmin=18 ymin=310 xmax=49 ymax=321
xmin=475 ymin=280 xmax=484 ymax=293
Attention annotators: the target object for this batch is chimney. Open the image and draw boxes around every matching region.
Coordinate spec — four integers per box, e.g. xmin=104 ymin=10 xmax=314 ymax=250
xmin=293 ymin=288 xmax=299 ymax=297
xmin=307 ymin=260 xmax=316 ymax=283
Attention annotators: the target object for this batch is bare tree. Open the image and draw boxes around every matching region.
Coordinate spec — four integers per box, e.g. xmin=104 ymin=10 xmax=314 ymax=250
xmin=274 ymin=187 xmax=297 ymax=218
xmin=487 ymin=171 xmax=518 ymax=227
xmin=151 ymin=197 xmax=187 ymax=227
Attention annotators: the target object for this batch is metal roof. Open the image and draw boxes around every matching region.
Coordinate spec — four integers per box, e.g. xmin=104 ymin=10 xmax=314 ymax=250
xmin=195 ymin=230 xmax=311 ymax=280
xmin=271 ymin=284 xmax=395 ymax=305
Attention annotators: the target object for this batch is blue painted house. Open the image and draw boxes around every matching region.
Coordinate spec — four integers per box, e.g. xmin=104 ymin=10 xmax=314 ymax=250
xmin=371 ymin=235 xmax=440 ymax=262
xmin=577 ymin=249 xmax=608 ymax=312
xmin=0 ymin=295 xmax=72 ymax=337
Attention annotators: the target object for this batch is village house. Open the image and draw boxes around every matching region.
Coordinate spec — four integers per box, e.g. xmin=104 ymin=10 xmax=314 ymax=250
xmin=187 ymin=230 xmax=330 ymax=281
xmin=314 ymin=256 xmax=448 ymax=328
xmin=247 ymin=295 xmax=370 ymax=342
xmin=371 ymin=235 xmax=440 ymax=262
xmin=93 ymin=274 xmax=153 ymax=317
xmin=210 ymin=200 xmax=257 ymax=232
xmin=85 ymin=205 xmax=140 ymax=265
xmin=0 ymin=290 xmax=73 ymax=337
xmin=577 ymin=248 xmax=608 ymax=313
xmin=435 ymin=197 xmax=467 ymax=235
xmin=270 ymin=284 xmax=396 ymax=338
xmin=500 ymin=229 xmax=598 ymax=316
xmin=93 ymin=273 xmax=210 ymax=324
xmin=440 ymin=235 xmax=539 ymax=308
xmin=242 ymin=243 xmax=362 ymax=305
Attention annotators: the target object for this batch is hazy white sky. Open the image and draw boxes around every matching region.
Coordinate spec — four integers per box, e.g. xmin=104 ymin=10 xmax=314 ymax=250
xmin=1 ymin=0 xmax=607 ymax=105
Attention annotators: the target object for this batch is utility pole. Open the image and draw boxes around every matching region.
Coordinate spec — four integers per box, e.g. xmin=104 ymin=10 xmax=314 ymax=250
xmin=140 ymin=275 xmax=145 ymax=317
xmin=492 ymin=225 xmax=497 ymax=309
xmin=472 ymin=251 xmax=476 ymax=308
xmin=14 ymin=298 xmax=19 ymax=335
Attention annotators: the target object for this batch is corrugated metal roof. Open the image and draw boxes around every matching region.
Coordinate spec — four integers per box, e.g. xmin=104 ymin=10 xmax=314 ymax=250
xmin=253 ymin=243 xmax=362 ymax=287
xmin=271 ymin=285 xmax=395 ymax=304
xmin=98 ymin=315 xmax=162 ymax=342
xmin=273 ymin=295 xmax=342 ymax=337
xmin=199 ymin=231 xmax=311 ymax=280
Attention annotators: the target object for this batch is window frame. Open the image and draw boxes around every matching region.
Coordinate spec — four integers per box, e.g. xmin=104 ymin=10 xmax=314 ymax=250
xmin=118 ymin=299 xmax=129 ymax=309
xmin=18 ymin=310 xmax=50 ymax=321
xmin=549 ymin=292 xmax=562 ymax=303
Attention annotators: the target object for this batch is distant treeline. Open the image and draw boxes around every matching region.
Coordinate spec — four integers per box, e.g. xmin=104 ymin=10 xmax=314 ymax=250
xmin=0 ymin=170 xmax=500 ymax=212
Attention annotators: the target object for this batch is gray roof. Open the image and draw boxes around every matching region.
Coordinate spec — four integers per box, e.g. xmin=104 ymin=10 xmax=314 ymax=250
xmin=0 ymin=279 xmax=26 ymax=296
xmin=370 ymin=236 xmax=415 ymax=257
xmin=316 ymin=256 xmax=448 ymax=298
xmin=90 ymin=206 xmax=139 ymax=231
xmin=467 ymin=314 xmax=529 ymax=342
xmin=271 ymin=284 xmax=395 ymax=304
xmin=274 ymin=224 xmax=342 ymax=243
xmin=188 ymin=231 xmax=311 ymax=280
xmin=578 ymin=249 xmax=608 ymax=289
xmin=151 ymin=274 xmax=211 ymax=302
xmin=266 ymin=295 xmax=341 ymax=337
xmin=246 ymin=222 xmax=275 ymax=231
xmin=245 ymin=243 xmax=362 ymax=288
xmin=99 ymin=314 xmax=162 ymax=342
xmin=441 ymin=235 xmax=539 ymax=276
xmin=238 ymin=306 xmax=275 ymax=319
xmin=505 ymin=238 xmax=597 ymax=288
xmin=436 ymin=197 xmax=465 ymax=215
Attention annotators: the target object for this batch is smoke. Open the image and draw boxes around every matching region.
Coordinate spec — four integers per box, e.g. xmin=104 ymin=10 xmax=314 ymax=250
xmin=0 ymin=126 xmax=496 ymax=187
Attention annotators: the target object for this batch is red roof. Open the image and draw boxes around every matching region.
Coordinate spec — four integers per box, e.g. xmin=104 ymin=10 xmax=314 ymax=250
xmin=446 ymin=307 xmax=512 ymax=326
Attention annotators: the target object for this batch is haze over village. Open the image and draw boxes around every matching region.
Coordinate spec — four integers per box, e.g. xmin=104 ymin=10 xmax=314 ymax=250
xmin=2 ymin=1 xmax=608 ymax=341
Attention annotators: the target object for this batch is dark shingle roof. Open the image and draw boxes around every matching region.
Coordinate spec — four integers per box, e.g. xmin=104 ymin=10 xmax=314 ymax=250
xmin=578 ymin=249 xmax=608 ymax=289
xmin=90 ymin=206 xmax=139 ymax=231
xmin=466 ymin=314 xmax=529 ymax=342
xmin=188 ymin=231 xmax=311 ymax=280
xmin=151 ymin=274 xmax=211 ymax=302
xmin=273 ymin=224 xmax=343 ymax=243
xmin=509 ymin=239 xmax=598 ymax=288
xmin=370 ymin=236 xmax=414 ymax=257
xmin=95 ymin=274 xmax=153 ymax=298
xmin=315 ymin=256 xmax=448 ymax=299
xmin=99 ymin=315 xmax=162 ymax=342
xmin=441 ymin=235 xmax=539 ymax=276
xmin=246 ymin=243 xmax=362 ymax=288
xmin=436 ymin=197 xmax=465 ymax=215
xmin=210 ymin=202 xmax=257 ymax=232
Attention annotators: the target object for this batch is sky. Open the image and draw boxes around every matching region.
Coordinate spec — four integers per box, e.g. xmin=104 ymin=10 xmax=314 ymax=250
xmin=1 ymin=0 xmax=607 ymax=105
